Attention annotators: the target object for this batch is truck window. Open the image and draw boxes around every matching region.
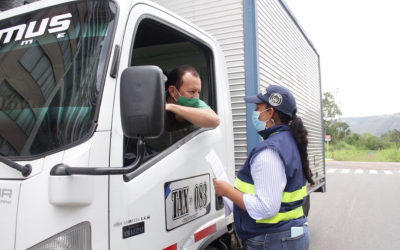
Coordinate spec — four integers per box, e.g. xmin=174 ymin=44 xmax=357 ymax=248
xmin=0 ymin=1 xmax=116 ymax=158
xmin=124 ymin=19 xmax=215 ymax=166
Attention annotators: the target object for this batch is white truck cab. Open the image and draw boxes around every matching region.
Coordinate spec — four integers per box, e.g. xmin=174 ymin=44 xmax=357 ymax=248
xmin=0 ymin=0 xmax=237 ymax=249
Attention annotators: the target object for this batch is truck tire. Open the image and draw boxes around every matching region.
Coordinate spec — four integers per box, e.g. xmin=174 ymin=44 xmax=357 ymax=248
xmin=302 ymin=195 xmax=310 ymax=217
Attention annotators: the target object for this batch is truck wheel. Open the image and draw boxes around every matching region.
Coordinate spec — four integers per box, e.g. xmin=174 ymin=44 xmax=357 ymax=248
xmin=302 ymin=195 xmax=310 ymax=217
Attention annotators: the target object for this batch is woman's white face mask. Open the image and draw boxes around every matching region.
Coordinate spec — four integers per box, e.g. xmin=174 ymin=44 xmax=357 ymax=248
xmin=252 ymin=108 xmax=275 ymax=131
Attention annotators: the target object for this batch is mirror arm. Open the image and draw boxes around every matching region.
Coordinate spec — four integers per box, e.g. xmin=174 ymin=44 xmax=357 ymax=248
xmin=50 ymin=136 xmax=146 ymax=176
xmin=0 ymin=156 xmax=32 ymax=177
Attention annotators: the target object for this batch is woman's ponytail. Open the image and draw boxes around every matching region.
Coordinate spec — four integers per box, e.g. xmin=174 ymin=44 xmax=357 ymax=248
xmin=290 ymin=113 xmax=314 ymax=185
xmin=269 ymin=107 xmax=315 ymax=185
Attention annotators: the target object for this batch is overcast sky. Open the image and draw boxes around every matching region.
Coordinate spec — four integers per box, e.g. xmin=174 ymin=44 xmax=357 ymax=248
xmin=284 ymin=0 xmax=400 ymax=118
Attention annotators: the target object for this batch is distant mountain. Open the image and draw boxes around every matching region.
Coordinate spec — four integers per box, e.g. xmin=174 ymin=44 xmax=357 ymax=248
xmin=341 ymin=112 xmax=400 ymax=137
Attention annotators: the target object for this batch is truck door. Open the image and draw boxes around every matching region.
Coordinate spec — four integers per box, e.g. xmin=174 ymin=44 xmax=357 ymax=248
xmin=109 ymin=3 xmax=232 ymax=249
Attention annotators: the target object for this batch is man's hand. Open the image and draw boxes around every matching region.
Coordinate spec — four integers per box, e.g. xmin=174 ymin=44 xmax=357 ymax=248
xmin=165 ymin=103 xmax=172 ymax=112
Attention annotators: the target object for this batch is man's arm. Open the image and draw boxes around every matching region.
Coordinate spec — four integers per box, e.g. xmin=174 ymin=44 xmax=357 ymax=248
xmin=165 ymin=103 xmax=220 ymax=128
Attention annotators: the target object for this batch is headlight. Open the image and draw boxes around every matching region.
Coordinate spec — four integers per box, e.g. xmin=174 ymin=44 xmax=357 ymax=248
xmin=28 ymin=221 xmax=91 ymax=250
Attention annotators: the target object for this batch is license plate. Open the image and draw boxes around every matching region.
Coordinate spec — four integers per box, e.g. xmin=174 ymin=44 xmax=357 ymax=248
xmin=164 ymin=174 xmax=210 ymax=231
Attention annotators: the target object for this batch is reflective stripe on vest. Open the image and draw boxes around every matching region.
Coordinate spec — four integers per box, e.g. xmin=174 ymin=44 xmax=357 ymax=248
xmin=234 ymin=178 xmax=256 ymax=195
xmin=234 ymin=177 xmax=306 ymax=223
xmin=282 ymin=185 xmax=307 ymax=203
xmin=256 ymin=206 xmax=303 ymax=223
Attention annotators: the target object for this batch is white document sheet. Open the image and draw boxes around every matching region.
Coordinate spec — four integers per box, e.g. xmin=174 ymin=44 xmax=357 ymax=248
xmin=205 ymin=149 xmax=233 ymax=216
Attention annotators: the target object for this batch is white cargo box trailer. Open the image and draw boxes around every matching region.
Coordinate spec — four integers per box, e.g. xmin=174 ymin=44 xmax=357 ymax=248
xmin=151 ymin=0 xmax=326 ymax=194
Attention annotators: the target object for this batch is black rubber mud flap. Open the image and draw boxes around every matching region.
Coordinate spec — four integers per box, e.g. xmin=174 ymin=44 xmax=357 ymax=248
xmin=302 ymin=195 xmax=311 ymax=217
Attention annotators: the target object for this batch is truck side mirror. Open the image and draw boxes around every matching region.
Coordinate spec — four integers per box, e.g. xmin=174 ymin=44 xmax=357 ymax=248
xmin=50 ymin=66 xmax=165 ymax=177
xmin=120 ymin=66 xmax=165 ymax=139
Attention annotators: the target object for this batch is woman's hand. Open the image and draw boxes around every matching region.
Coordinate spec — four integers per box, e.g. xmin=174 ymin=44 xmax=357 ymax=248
xmin=213 ymin=178 xmax=247 ymax=211
xmin=213 ymin=178 xmax=233 ymax=197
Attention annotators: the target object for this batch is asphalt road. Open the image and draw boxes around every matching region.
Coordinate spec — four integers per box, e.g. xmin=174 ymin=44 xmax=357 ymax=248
xmin=307 ymin=161 xmax=400 ymax=250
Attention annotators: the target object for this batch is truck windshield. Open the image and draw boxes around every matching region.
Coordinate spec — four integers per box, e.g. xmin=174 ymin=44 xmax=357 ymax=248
xmin=0 ymin=1 xmax=116 ymax=158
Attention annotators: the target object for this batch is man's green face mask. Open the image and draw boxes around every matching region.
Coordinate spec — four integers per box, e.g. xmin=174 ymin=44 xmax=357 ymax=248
xmin=177 ymin=96 xmax=200 ymax=107
xmin=173 ymin=86 xmax=210 ymax=109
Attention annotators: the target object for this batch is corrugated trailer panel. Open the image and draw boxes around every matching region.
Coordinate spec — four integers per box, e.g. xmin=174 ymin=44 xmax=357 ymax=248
xmin=257 ymin=0 xmax=324 ymax=181
xmin=151 ymin=0 xmax=248 ymax=167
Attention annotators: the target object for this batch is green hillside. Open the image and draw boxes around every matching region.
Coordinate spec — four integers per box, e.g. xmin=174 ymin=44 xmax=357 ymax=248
xmin=342 ymin=112 xmax=400 ymax=137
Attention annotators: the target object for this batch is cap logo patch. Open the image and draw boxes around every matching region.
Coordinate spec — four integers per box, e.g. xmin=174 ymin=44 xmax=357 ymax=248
xmin=269 ymin=93 xmax=283 ymax=106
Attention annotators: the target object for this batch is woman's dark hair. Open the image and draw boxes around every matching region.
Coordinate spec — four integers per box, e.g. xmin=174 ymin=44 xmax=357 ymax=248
xmin=165 ymin=65 xmax=200 ymax=94
xmin=273 ymin=108 xmax=315 ymax=185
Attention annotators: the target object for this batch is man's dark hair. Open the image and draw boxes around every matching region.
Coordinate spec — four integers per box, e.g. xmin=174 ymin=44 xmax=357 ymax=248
xmin=165 ymin=65 xmax=200 ymax=93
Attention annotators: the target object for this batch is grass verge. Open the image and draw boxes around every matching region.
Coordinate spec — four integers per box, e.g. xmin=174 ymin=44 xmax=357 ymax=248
xmin=325 ymin=148 xmax=400 ymax=162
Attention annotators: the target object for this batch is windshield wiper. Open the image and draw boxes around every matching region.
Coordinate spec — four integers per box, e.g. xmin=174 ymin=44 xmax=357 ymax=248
xmin=0 ymin=155 xmax=32 ymax=177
